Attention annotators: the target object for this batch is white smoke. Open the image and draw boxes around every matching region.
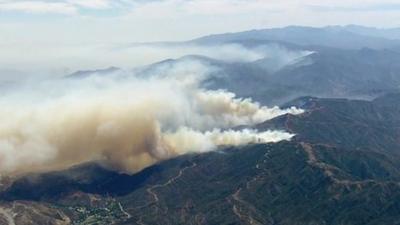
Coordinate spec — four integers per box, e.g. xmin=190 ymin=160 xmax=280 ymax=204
xmin=163 ymin=128 xmax=295 ymax=154
xmin=0 ymin=61 xmax=303 ymax=175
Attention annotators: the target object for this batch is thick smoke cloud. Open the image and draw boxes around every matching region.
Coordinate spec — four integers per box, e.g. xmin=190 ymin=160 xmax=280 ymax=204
xmin=0 ymin=61 xmax=303 ymax=176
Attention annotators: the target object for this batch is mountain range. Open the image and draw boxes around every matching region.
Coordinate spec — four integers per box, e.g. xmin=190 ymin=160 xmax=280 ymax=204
xmin=2 ymin=94 xmax=400 ymax=225
xmin=135 ymin=47 xmax=400 ymax=105
xmin=2 ymin=25 xmax=400 ymax=225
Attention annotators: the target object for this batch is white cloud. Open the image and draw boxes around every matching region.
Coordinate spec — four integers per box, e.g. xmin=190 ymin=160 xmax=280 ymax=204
xmin=1 ymin=0 xmax=400 ymax=15
xmin=0 ymin=1 xmax=77 ymax=14
xmin=68 ymin=0 xmax=111 ymax=9
xmin=0 ymin=0 xmax=117 ymax=14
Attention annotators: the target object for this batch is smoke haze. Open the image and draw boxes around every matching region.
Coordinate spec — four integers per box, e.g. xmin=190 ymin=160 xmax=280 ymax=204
xmin=0 ymin=42 xmax=311 ymax=78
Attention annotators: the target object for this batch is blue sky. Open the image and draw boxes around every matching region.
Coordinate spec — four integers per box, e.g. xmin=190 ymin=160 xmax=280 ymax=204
xmin=0 ymin=0 xmax=400 ymax=73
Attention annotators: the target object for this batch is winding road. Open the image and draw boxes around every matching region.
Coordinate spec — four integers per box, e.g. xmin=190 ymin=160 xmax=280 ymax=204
xmin=117 ymin=202 xmax=132 ymax=219
xmin=0 ymin=207 xmax=15 ymax=225
xmin=146 ymin=162 xmax=197 ymax=204
xmin=228 ymin=148 xmax=274 ymax=225
xmin=133 ymin=161 xmax=197 ymax=225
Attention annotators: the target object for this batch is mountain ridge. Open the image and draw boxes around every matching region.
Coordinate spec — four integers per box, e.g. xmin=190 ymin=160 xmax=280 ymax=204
xmin=2 ymin=94 xmax=400 ymax=224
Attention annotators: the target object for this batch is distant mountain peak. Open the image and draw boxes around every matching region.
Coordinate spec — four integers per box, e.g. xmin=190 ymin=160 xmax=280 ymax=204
xmin=67 ymin=66 xmax=121 ymax=79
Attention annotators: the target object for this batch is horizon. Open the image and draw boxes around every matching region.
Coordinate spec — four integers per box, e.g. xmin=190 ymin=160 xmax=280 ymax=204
xmin=0 ymin=23 xmax=398 ymax=78
xmin=2 ymin=0 xmax=400 ymax=75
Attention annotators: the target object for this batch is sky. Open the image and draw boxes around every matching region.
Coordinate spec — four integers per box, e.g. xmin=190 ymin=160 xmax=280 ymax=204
xmin=1 ymin=0 xmax=400 ymax=74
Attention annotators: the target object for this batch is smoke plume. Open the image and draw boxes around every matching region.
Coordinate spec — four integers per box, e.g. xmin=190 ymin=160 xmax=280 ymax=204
xmin=0 ymin=62 xmax=303 ymax=175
